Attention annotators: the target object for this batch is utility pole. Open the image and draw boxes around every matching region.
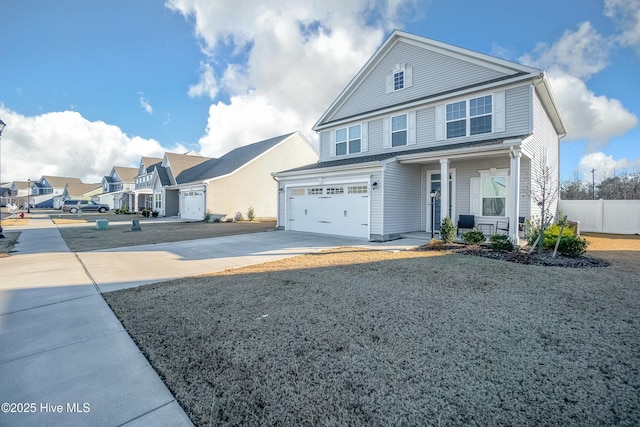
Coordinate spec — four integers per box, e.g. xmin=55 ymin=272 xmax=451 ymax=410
xmin=591 ymin=168 xmax=596 ymax=200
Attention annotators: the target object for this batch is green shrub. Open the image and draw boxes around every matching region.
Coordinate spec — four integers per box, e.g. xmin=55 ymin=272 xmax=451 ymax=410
xmin=462 ymin=229 xmax=485 ymax=245
xmin=557 ymin=235 xmax=589 ymax=257
xmin=489 ymin=234 xmax=514 ymax=252
xmin=440 ymin=216 xmax=456 ymax=243
xmin=528 ymin=224 xmax=576 ymax=249
xmin=247 ymin=207 xmax=255 ymax=221
xmin=152 ymin=211 xmax=159 ymax=218
xmin=234 ymin=211 xmax=244 ymax=221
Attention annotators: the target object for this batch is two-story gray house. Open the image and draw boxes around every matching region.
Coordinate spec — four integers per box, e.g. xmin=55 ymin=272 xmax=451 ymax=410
xmin=274 ymin=30 xmax=566 ymax=243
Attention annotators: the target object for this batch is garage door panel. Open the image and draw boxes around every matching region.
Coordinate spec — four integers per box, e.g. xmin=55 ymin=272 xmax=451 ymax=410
xmin=287 ymin=184 xmax=368 ymax=238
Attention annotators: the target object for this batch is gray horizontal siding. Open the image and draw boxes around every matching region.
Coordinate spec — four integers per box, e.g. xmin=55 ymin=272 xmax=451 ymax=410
xmin=331 ymin=41 xmax=509 ymax=122
xmin=370 ymin=172 xmax=383 ymax=236
xmin=320 ymin=84 xmax=533 ymax=162
xmin=505 ymin=84 xmax=532 ymax=136
xmin=382 ymin=162 xmax=422 ymax=234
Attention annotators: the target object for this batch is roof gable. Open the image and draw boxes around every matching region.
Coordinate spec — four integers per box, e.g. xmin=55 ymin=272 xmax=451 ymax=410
xmin=314 ymin=30 xmax=542 ymax=129
xmin=176 ymin=132 xmax=297 ymax=184
xmin=40 ymin=175 xmax=83 ymax=188
xmin=112 ymin=166 xmax=138 ymax=182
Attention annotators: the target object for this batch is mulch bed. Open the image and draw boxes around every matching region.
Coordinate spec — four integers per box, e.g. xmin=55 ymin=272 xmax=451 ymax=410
xmin=416 ymin=243 xmax=611 ymax=268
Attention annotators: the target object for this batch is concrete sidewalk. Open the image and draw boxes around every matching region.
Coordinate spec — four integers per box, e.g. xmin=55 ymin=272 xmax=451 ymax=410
xmin=0 ymin=214 xmax=193 ymax=426
xmin=0 ymin=213 xmax=425 ymax=426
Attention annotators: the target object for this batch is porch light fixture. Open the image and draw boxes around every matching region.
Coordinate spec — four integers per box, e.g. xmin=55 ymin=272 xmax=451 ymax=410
xmin=372 ymin=181 xmax=378 ymax=190
xmin=0 ymin=118 xmax=6 ymax=238
xmin=430 ymin=189 xmax=440 ymax=239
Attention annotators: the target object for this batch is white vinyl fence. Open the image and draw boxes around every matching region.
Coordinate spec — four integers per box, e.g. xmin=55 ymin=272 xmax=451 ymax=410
xmin=558 ymin=200 xmax=640 ymax=234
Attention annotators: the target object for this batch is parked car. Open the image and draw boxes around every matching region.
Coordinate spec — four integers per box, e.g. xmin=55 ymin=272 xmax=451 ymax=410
xmin=61 ymin=200 xmax=109 ymax=214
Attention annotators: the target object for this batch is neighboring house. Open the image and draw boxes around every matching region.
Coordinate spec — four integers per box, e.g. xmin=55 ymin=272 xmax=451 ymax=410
xmin=27 ymin=176 xmax=83 ymax=208
xmin=8 ymin=181 xmax=30 ymax=206
xmin=143 ymin=152 xmax=213 ymax=218
xmin=59 ymin=181 xmax=102 ymax=203
xmin=154 ymin=131 xmax=317 ymax=221
xmin=94 ymin=166 xmax=139 ymax=210
xmin=133 ymin=156 xmax=163 ymax=211
xmin=274 ymin=30 xmax=566 ymax=242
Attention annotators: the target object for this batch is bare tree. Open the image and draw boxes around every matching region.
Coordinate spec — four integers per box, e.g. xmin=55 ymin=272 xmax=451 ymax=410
xmin=525 ymin=150 xmax=559 ymax=254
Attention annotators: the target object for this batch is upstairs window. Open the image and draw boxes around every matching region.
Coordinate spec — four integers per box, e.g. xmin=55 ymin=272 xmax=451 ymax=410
xmin=470 ymin=95 xmax=492 ymax=135
xmin=442 ymin=94 xmax=497 ymax=139
xmin=335 ymin=125 xmax=361 ymax=156
xmin=446 ymin=100 xmax=467 ymax=138
xmin=391 ymin=114 xmax=407 ymax=147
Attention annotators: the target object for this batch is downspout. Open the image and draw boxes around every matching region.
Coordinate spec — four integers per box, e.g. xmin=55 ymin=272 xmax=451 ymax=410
xmin=272 ymin=175 xmax=281 ymax=229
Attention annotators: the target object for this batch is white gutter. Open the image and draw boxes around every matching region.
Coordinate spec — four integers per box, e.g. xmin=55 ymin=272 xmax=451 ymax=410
xmin=273 ymin=160 xmax=383 ymax=178
xmin=396 ymin=139 xmax=523 ymax=163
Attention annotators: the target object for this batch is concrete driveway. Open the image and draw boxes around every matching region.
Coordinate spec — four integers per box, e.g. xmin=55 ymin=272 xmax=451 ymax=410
xmin=0 ymin=214 xmax=424 ymax=426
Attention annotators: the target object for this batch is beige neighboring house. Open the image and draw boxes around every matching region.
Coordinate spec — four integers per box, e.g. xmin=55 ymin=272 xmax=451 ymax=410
xmin=59 ymin=181 xmax=102 ymax=202
xmin=147 ymin=131 xmax=318 ymax=221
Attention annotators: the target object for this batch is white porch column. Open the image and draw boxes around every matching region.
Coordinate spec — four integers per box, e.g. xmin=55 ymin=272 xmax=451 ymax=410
xmin=510 ymin=147 xmax=521 ymax=244
xmin=440 ymin=158 xmax=450 ymax=223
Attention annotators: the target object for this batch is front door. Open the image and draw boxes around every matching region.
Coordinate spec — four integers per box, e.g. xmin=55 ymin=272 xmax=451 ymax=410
xmin=428 ymin=171 xmax=453 ymax=232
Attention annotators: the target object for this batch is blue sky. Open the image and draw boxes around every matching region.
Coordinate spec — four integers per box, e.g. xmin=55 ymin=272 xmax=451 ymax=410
xmin=1 ymin=0 xmax=639 ymax=183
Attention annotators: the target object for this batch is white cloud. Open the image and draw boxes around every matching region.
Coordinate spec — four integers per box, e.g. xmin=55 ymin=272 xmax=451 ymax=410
xmin=0 ymin=106 xmax=186 ymax=183
xmin=578 ymin=152 xmax=640 ymax=182
xmin=520 ymin=22 xmax=638 ymax=149
xmin=166 ymin=0 xmax=417 ymax=157
xmin=188 ymin=62 xmax=219 ymax=99
xmin=605 ymin=0 xmax=640 ymax=54
xmin=549 ymin=72 xmax=638 ymax=149
xmin=138 ymin=92 xmax=153 ymax=114
xmin=520 ymin=21 xmax=609 ymax=80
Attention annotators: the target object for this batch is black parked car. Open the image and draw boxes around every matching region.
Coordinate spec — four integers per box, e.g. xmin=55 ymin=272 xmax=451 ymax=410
xmin=61 ymin=200 xmax=110 ymax=214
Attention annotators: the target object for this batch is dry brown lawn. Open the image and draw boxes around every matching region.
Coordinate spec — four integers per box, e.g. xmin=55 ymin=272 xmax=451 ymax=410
xmin=0 ymin=231 xmax=20 ymax=258
xmin=106 ymin=233 xmax=640 ymax=426
xmin=58 ymin=220 xmax=277 ymax=252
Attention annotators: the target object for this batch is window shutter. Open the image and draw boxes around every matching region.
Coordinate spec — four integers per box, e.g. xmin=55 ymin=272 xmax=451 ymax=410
xmin=435 ymin=104 xmax=445 ymax=141
xmin=329 ymin=130 xmax=336 ymax=157
xmin=408 ymin=111 xmax=416 ymax=145
xmin=405 ymin=66 xmax=413 ymax=88
xmin=361 ymin=122 xmax=369 ymax=152
xmin=493 ymin=90 xmax=505 ymax=133
xmin=386 ymin=75 xmax=393 ymax=93
xmin=470 ymin=177 xmax=481 ymax=216
xmin=383 ymin=117 xmax=390 ymax=148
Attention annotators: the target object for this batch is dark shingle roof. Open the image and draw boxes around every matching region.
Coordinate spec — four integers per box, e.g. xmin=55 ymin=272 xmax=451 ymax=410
xmin=277 ymin=135 xmax=528 ymax=174
xmin=177 ymin=132 xmax=296 ymax=183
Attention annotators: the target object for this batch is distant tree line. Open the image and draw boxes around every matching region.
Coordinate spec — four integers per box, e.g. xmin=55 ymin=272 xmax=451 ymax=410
xmin=561 ymin=172 xmax=640 ymax=200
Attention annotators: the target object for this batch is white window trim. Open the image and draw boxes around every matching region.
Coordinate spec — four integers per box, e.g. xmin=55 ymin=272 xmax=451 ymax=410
xmin=329 ymin=123 xmax=368 ymax=157
xmin=383 ymin=111 xmax=416 ymax=148
xmin=386 ymin=63 xmax=413 ymax=93
xmin=436 ymin=90 xmax=505 ymax=141
xmin=470 ymin=168 xmax=510 ymax=217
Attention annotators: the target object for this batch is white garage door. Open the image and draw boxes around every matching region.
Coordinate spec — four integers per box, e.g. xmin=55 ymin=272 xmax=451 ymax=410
xmin=288 ymin=184 xmax=369 ymax=238
xmin=181 ymin=190 xmax=205 ymax=220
